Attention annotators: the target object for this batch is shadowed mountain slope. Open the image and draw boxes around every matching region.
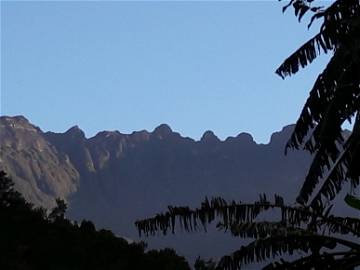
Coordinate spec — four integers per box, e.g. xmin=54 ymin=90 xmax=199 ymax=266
xmin=0 ymin=115 xmax=312 ymax=261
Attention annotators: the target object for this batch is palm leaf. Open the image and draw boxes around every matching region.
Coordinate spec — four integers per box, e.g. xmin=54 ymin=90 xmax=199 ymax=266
xmin=277 ymin=0 xmax=360 ymax=78
xmin=135 ymin=195 xmax=360 ymax=238
xmin=135 ymin=195 xmax=287 ymax=236
xmin=135 ymin=195 xmax=360 ymax=270
xmin=309 ymin=115 xmax=360 ymax=209
xmin=216 ymin=231 xmax=359 ymax=270
xmin=295 ymin=64 xmax=360 ymax=205
xmin=278 ymin=0 xmax=360 ymax=208
xmin=264 ymin=251 xmax=360 ymax=270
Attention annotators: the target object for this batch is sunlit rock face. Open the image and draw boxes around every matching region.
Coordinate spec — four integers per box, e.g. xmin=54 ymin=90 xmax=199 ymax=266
xmin=0 ymin=116 xmax=79 ymax=208
xmin=0 ymin=115 xmax=312 ymax=261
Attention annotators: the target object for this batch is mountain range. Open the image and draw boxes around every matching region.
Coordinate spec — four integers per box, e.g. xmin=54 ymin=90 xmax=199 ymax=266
xmin=0 ymin=115 xmax=313 ymax=261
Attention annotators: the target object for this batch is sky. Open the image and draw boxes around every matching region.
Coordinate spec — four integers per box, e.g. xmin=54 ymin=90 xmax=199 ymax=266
xmin=1 ymin=1 xmax=330 ymax=143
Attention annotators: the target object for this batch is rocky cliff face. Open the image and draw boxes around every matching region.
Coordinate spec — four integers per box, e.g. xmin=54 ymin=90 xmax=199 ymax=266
xmin=0 ymin=116 xmax=79 ymax=207
xmin=0 ymin=115 xmax=312 ymax=260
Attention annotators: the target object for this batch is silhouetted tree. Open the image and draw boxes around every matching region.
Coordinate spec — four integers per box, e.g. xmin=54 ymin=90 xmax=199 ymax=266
xmin=0 ymin=170 xmax=191 ymax=270
xmin=136 ymin=194 xmax=360 ymax=269
xmin=135 ymin=1 xmax=360 ymax=269
xmin=48 ymin=198 xmax=67 ymax=221
xmin=0 ymin=170 xmax=28 ymax=208
xmin=276 ymin=0 xmax=360 ymax=210
xmin=80 ymin=220 xmax=96 ymax=232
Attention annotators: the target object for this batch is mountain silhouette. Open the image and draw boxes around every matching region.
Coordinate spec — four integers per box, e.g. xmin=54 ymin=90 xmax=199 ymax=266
xmin=0 ymin=115 xmax=312 ymax=261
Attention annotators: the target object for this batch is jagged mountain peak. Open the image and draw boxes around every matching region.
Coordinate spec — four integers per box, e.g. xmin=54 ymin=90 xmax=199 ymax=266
xmin=130 ymin=130 xmax=151 ymax=141
xmin=236 ymin=132 xmax=254 ymax=142
xmin=1 ymin=115 xmax=29 ymax=123
xmin=65 ymin=125 xmax=86 ymax=139
xmin=94 ymin=130 xmax=122 ymax=138
xmin=0 ymin=115 xmax=40 ymax=133
xmin=200 ymin=130 xmax=220 ymax=143
xmin=269 ymin=124 xmax=295 ymax=145
xmin=152 ymin=124 xmax=173 ymax=138
xmin=0 ymin=115 xmax=312 ymax=263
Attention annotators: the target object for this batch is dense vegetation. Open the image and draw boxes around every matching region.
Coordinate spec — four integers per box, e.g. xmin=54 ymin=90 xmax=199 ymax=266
xmin=136 ymin=1 xmax=360 ymax=269
xmin=0 ymin=171 xmax=190 ymax=270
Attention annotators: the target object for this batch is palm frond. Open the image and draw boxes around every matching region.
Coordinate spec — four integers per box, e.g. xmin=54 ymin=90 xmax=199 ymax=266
xmin=309 ymin=115 xmax=360 ymax=209
xmin=320 ymin=215 xmax=360 ymax=237
xmin=279 ymin=6 xmax=360 ymax=207
xmin=295 ymin=64 xmax=360 ymax=205
xmin=276 ymin=30 xmax=335 ymax=79
xmin=135 ymin=194 xmax=314 ymax=236
xmin=136 ymin=195 xmax=360 ymax=238
xmin=264 ymin=251 xmax=360 ymax=270
xmin=285 ymin=46 xmax=353 ymax=151
xmin=277 ymin=0 xmax=360 ymax=78
xmin=135 ymin=195 xmax=286 ymax=236
xmin=217 ymin=221 xmax=288 ymax=239
xmin=135 ymin=194 xmax=360 ymax=270
xmin=221 ymin=210 xmax=360 ymax=239
xmin=216 ymin=231 xmax=360 ymax=270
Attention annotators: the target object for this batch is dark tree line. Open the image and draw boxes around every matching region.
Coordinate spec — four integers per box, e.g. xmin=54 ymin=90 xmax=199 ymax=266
xmin=136 ymin=1 xmax=360 ymax=269
xmin=0 ymin=171 xmax=191 ymax=270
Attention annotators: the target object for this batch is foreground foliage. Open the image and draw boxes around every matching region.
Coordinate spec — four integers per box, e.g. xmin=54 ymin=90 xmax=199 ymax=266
xmin=136 ymin=1 xmax=360 ymax=268
xmin=0 ymin=171 xmax=190 ymax=270
xmin=136 ymin=195 xmax=360 ymax=269
xmin=277 ymin=0 xmax=360 ymax=209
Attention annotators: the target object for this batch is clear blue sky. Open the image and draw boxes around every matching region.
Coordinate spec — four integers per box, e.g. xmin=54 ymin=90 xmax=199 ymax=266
xmin=1 ymin=1 xmax=330 ymax=143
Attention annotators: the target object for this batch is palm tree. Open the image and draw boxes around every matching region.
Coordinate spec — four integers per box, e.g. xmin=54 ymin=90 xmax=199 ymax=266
xmin=276 ymin=0 xmax=360 ymax=210
xmin=135 ymin=195 xmax=360 ymax=269
xmin=135 ymin=1 xmax=360 ymax=269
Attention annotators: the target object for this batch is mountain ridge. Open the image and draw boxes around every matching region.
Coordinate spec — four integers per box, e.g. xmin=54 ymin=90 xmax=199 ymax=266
xmin=0 ymin=115 xmax=310 ymax=261
xmin=1 ymin=115 xmax=294 ymax=144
